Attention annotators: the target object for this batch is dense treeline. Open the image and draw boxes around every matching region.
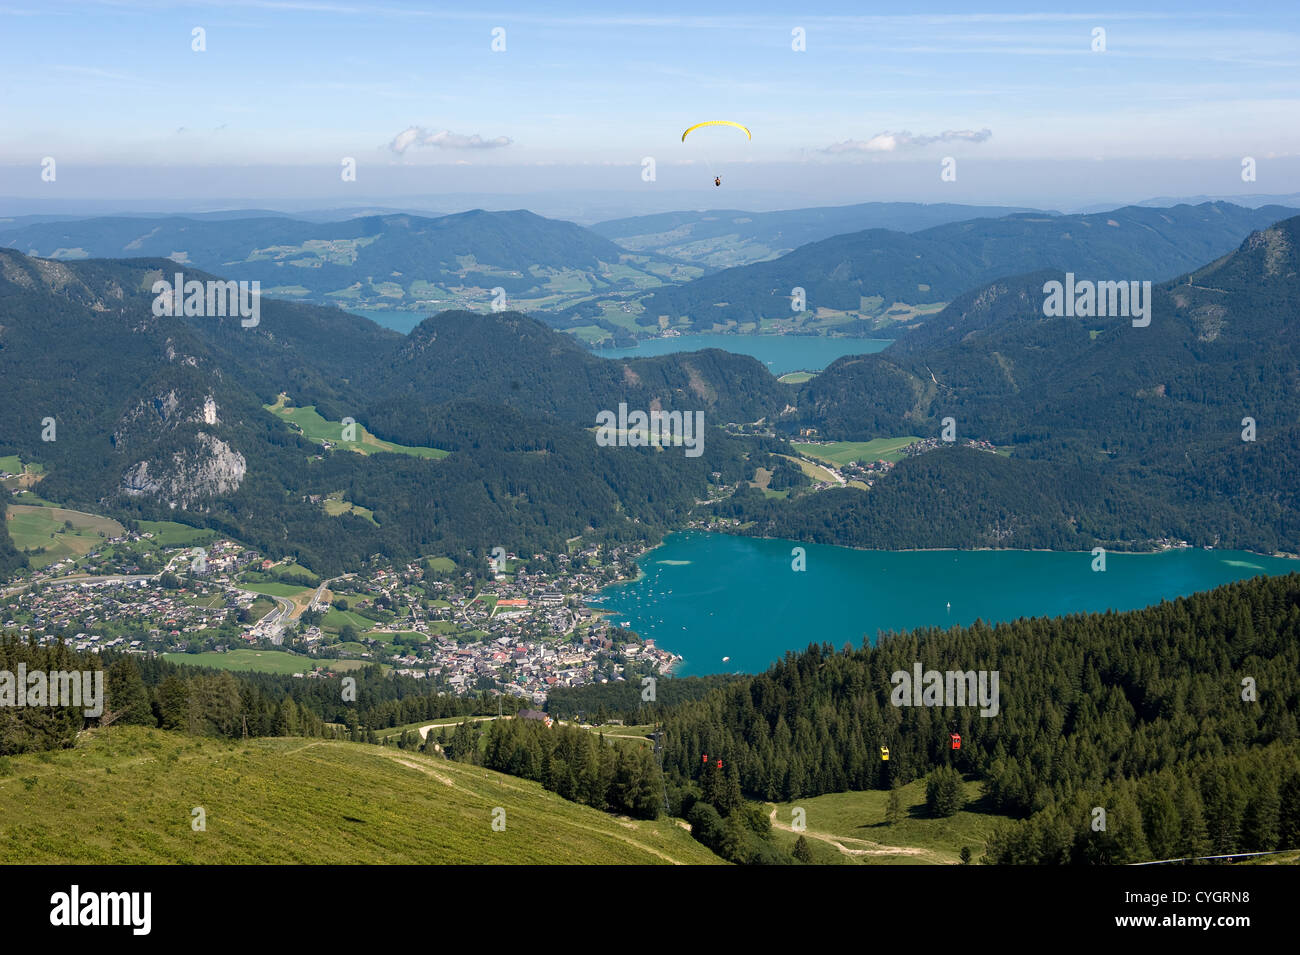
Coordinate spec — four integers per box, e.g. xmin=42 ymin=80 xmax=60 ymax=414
xmin=653 ymin=573 xmax=1300 ymax=862
xmin=546 ymin=672 xmax=747 ymax=721
xmin=0 ymin=499 xmax=27 ymax=579
xmin=0 ymin=637 xmax=96 ymax=754
xmin=0 ymin=642 xmax=523 ymax=753
xmin=426 ymin=716 xmax=665 ymax=819
xmin=986 ymin=744 xmax=1300 ymax=863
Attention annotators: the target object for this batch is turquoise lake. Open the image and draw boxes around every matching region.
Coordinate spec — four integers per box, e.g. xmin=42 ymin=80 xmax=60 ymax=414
xmin=587 ymin=532 xmax=1298 ymax=676
xmin=345 ymin=313 xmax=893 ymax=376
xmin=589 ymin=334 xmax=893 ymax=374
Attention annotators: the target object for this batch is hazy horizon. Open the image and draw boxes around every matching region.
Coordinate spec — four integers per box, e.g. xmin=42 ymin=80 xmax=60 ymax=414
xmin=4 ymin=0 xmax=1298 ymax=220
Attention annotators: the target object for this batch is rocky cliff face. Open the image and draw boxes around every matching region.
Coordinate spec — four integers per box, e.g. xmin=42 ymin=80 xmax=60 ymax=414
xmin=113 ymin=389 xmax=223 ymax=448
xmin=121 ymin=431 xmax=246 ymax=508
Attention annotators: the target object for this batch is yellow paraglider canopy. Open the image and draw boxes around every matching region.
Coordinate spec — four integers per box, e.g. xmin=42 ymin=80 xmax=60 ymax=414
xmin=681 ymin=120 xmax=751 ymax=142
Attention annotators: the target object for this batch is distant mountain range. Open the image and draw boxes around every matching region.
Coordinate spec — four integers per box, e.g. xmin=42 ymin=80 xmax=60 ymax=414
xmin=623 ymin=201 xmax=1298 ymax=339
xmin=727 ymin=213 xmax=1300 ymax=554
xmin=6 ymin=207 xmax=1300 ymax=568
xmin=590 ymin=201 xmax=1045 ymax=268
xmin=0 ymin=209 xmax=698 ymax=316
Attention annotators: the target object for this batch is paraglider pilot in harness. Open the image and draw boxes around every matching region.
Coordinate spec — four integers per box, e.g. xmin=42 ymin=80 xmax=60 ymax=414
xmin=714 ymin=176 xmax=721 ymax=187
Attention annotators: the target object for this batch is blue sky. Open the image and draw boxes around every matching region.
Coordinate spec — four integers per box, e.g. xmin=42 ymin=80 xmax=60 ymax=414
xmin=1 ymin=0 xmax=1298 ymax=210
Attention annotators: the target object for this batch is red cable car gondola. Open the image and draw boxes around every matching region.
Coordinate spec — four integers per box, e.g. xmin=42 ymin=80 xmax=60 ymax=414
xmin=950 ymin=733 xmax=961 ymax=750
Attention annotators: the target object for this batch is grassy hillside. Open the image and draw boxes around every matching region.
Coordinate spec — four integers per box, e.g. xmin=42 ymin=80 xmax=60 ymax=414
xmin=4 ymin=504 xmax=124 ymax=569
xmin=161 ymin=650 xmax=369 ymax=674
xmin=767 ymin=777 xmax=1006 ymax=865
xmin=265 ymin=395 xmax=449 ymax=459
xmin=793 ymin=437 xmax=922 ymax=466
xmin=0 ymin=727 xmax=724 ymax=864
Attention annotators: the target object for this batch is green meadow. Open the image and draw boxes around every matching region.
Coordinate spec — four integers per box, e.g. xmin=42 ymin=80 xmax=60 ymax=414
xmin=793 ymin=437 xmax=923 ymax=467
xmin=266 ymin=396 xmax=448 ymax=459
xmin=162 ymin=649 xmax=367 ymax=674
xmin=768 ymin=777 xmax=1007 ymax=865
xmin=138 ymin=520 xmax=215 ymax=546
xmin=238 ymin=581 xmax=314 ymax=599
xmin=0 ymin=727 xmax=722 ymax=864
xmin=4 ymin=505 xmax=124 ymax=569
xmin=322 ymin=608 xmax=376 ymax=633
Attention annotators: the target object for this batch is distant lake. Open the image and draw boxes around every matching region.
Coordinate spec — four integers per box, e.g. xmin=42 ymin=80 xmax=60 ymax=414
xmin=588 ymin=531 xmax=1298 ymax=677
xmin=590 ymin=334 xmax=892 ymax=375
xmin=346 ymin=308 xmax=430 ymax=335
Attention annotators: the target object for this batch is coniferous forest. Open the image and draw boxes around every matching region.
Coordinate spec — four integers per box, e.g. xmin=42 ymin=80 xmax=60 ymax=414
xmin=5 ymin=571 xmax=1297 ymax=864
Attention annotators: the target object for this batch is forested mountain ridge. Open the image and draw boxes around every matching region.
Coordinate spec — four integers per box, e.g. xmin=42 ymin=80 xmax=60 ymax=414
xmin=799 ymin=214 xmax=1300 ymax=447
xmin=0 ymin=249 xmax=762 ymax=576
xmin=5 ymin=208 xmax=1300 ymax=576
xmin=590 ymin=200 xmax=1044 ymax=267
xmin=355 ymin=309 xmax=789 ymax=427
xmin=655 ymin=571 xmax=1300 ymax=863
xmin=637 ymin=201 xmax=1298 ymax=330
xmin=706 ymin=215 xmax=1300 ymax=555
xmin=0 ymin=209 xmax=688 ymax=315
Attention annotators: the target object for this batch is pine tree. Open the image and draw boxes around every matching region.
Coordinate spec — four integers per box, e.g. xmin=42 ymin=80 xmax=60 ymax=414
xmin=925 ymin=767 xmax=963 ymax=818
xmin=155 ymin=675 xmax=189 ymax=731
xmin=1279 ymin=771 xmax=1300 ymax=849
xmin=793 ymin=835 xmax=813 ymax=863
xmin=273 ymin=696 xmax=300 ymax=737
xmin=105 ymin=657 xmax=154 ymax=726
xmin=1241 ymin=780 xmax=1280 ymax=852
xmin=885 ymin=785 xmax=903 ymax=826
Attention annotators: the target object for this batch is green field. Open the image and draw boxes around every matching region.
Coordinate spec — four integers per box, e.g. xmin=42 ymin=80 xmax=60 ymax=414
xmin=422 ymin=557 xmax=456 ymax=574
xmin=768 ymin=777 xmax=1007 ymax=865
xmin=4 ymin=505 xmax=125 ymax=569
xmin=238 ymin=581 xmax=314 ymax=599
xmin=162 ymin=649 xmax=367 ymax=674
xmin=138 ymin=520 xmax=215 ymax=546
xmin=322 ymin=491 xmax=378 ymax=525
xmin=779 ymin=454 xmax=839 ymax=484
xmin=365 ymin=629 xmax=423 ymax=644
xmin=0 ymin=456 xmax=44 ymax=493
xmin=0 ymin=727 xmax=724 ymax=864
xmin=793 ymin=437 xmax=923 ymax=467
xmin=266 ymin=396 xmax=448 ymax=459
xmin=375 ymin=715 xmax=499 ymax=741
xmin=776 ymin=371 xmax=816 ymax=384
xmin=322 ymin=609 xmax=375 ymax=633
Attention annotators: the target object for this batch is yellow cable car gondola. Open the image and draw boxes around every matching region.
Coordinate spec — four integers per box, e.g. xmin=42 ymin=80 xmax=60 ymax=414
xmin=880 ymin=745 xmax=890 ymax=761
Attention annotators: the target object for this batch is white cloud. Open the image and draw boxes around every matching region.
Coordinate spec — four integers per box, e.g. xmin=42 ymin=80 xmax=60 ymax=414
xmin=388 ymin=126 xmax=512 ymax=153
xmin=824 ymin=128 xmax=992 ymax=153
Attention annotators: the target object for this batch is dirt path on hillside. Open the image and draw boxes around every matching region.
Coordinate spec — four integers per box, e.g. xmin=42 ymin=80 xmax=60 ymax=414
xmin=374 ymin=749 xmax=695 ymax=864
xmin=768 ymin=806 xmax=931 ymax=860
